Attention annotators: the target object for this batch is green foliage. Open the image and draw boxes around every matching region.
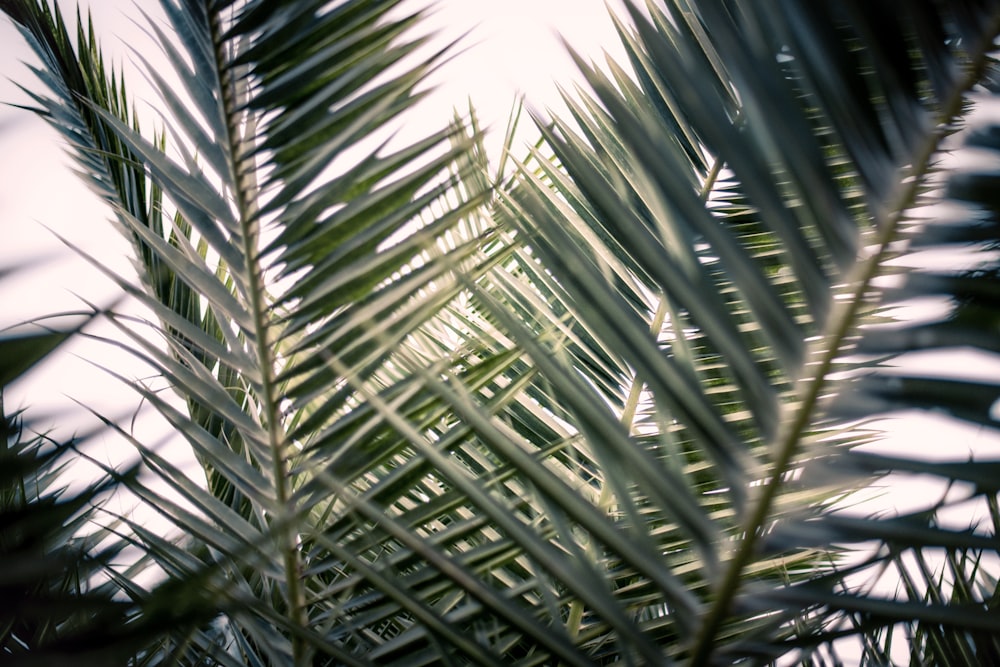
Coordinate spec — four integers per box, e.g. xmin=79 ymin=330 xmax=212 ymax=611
xmin=2 ymin=0 xmax=1000 ymax=664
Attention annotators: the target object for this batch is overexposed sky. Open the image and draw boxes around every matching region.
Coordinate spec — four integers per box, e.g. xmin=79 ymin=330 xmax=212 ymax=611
xmin=0 ymin=1 xmax=628 ymax=462
xmin=3 ymin=0 xmax=996 ymax=491
xmin=0 ymin=0 xmax=629 ymax=320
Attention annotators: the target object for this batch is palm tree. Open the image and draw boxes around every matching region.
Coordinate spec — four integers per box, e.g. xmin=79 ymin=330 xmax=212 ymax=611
xmin=2 ymin=0 xmax=999 ymax=664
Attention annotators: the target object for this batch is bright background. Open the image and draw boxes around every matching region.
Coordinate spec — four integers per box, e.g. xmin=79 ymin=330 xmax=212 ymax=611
xmin=1 ymin=0 xmax=997 ymax=535
xmin=0 ymin=0 xmax=629 ymax=324
xmin=0 ymin=0 xmax=627 ymax=453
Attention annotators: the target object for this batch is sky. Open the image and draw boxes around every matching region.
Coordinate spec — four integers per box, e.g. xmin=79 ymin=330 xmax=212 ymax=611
xmin=0 ymin=0 xmax=630 ymax=321
xmin=0 ymin=0 xmax=628 ymax=450
xmin=1 ymin=0 xmax=997 ymax=523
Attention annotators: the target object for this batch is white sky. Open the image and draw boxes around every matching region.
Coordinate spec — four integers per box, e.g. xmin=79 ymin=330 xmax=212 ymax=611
xmin=1 ymin=0 xmax=996 ymax=520
xmin=0 ymin=0 xmax=627 ymax=443
xmin=0 ymin=0 xmax=629 ymax=315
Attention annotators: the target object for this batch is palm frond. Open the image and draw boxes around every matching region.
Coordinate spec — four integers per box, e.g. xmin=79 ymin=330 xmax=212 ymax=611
xmin=503 ymin=0 xmax=1000 ymax=662
xmin=4 ymin=0 xmax=1000 ymax=664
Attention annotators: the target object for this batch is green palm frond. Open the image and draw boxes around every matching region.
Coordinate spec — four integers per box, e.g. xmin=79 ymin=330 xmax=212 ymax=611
xmin=3 ymin=0 xmax=1000 ymax=665
xmin=502 ymin=0 xmax=1000 ymax=663
xmin=0 ymin=407 xmax=131 ymax=666
xmin=3 ymin=0 xmax=502 ymax=663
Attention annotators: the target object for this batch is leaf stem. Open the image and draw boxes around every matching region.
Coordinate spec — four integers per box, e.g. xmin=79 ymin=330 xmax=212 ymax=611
xmin=208 ymin=7 xmax=308 ymax=664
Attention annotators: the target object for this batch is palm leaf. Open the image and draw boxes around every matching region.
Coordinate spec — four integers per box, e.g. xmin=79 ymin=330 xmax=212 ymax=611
xmin=502 ymin=0 xmax=1000 ymax=662
xmin=3 ymin=0 xmax=1000 ymax=664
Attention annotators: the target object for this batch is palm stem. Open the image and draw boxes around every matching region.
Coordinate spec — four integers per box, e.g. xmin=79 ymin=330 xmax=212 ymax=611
xmin=207 ymin=8 xmax=307 ymax=664
xmin=687 ymin=14 xmax=1000 ymax=665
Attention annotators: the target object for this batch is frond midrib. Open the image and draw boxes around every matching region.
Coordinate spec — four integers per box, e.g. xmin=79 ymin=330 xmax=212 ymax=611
xmin=206 ymin=5 xmax=309 ymax=661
